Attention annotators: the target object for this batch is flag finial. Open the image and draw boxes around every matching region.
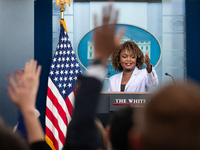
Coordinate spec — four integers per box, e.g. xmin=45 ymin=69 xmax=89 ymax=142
xmin=56 ymin=0 xmax=70 ymax=19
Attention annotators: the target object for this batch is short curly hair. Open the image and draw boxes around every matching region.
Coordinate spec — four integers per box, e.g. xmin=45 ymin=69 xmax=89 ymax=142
xmin=111 ymin=41 xmax=144 ymax=72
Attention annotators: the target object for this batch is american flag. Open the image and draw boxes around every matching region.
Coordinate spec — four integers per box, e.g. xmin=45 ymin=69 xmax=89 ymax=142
xmin=45 ymin=20 xmax=82 ymax=150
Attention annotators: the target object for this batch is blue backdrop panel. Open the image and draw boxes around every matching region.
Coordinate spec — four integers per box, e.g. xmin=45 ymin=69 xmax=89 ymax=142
xmin=186 ymin=0 xmax=200 ymax=82
xmin=34 ymin=0 xmax=52 ymax=132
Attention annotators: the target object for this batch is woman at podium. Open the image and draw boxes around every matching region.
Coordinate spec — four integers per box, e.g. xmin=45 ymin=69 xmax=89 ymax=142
xmin=107 ymin=41 xmax=158 ymax=92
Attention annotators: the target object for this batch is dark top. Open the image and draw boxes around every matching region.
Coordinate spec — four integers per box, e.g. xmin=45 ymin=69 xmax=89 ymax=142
xmin=121 ymin=84 xmax=126 ymax=92
xmin=67 ymin=76 xmax=103 ymax=150
xmin=29 ymin=141 xmax=48 ymax=150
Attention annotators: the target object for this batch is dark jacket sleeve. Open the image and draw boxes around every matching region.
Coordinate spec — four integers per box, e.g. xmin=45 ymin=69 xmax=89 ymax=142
xmin=67 ymin=76 xmax=102 ymax=150
xmin=29 ymin=141 xmax=48 ymax=150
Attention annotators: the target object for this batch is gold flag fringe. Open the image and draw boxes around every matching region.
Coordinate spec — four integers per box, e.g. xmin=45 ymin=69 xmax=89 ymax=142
xmin=60 ymin=19 xmax=68 ymax=33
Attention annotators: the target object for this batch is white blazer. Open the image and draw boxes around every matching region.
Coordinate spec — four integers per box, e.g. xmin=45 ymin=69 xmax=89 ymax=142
xmin=107 ymin=67 xmax=158 ymax=92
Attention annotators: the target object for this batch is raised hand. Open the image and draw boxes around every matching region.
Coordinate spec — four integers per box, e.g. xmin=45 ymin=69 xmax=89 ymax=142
xmin=7 ymin=60 xmax=42 ymax=112
xmin=7 ymin=60 xmax=45 ymax=144
xmin=144 ymin=52 xmax=152 ymax=73
xmin=93 ymin=4 xmax=125 ymax=66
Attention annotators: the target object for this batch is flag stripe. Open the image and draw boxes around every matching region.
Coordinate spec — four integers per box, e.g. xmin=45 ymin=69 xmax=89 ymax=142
xmin=65 ymin=92 xmax=74 ymax=118
xmin=46 ymin=106 xmax=66 ymax=145
xmin=73 ymin=87 xmax=77 ymax=96
xmin=46 ymin=117 xmax=63 ymax=149
xmin=45 ymin=119 xmax=59 ymax=150
xmin=68 ymin=89 xmax=75 ymax=108
xmin=46 ymin=97 xmax=67 ymax=136
xmin=47 ymin=87 xmax=68 ymax=126
xmin=48 ymin=78 xmax=72 ymax=124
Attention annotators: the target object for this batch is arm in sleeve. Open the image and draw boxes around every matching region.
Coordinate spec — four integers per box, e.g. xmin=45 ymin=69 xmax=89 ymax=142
xmin=146 ymin=67 xmax=159 ymax=87
xmin=67 ymin=65 xmax=105 ymax=150
xmin=107 ymin=78 xmax=111 ymax=92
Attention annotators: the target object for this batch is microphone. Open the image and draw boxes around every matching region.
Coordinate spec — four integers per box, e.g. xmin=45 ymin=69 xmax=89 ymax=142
xmin=165 ymin=73 xmax=175 ymax=85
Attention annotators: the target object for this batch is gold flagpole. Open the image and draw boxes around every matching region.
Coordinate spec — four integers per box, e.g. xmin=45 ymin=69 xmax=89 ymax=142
xmin=56 ymin=0 xmax=71 ymax=19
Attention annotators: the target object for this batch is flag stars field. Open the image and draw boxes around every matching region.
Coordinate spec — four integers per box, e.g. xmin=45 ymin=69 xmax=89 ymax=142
xmin=70 ymin=64 xmax=74 ymax=68
xmin=50 ymin=71 xmax=54 ymax=75
xmin=56 ymin=64 xmax=60 ymax=68
xmin=75 ymin=70 xmax=79 ymax=74
xmin=69 ymin=77 xmax=73 ymax=81
xmin=55 ymin=70 xmax=59 ymax=75
xmin=63 ymin=83 xmax=66 ymax=88
xmin=58 ymin=83 xmax=62 ymax=88
xmin=54 ymin=77 xmax=58 ymax=82
xmin=75 ymin=63 xmax=79 ymax=67
xmin=60 ymin=70 xmax=64 ymax=75
xmin=68 ymin=83 xmax=72 ymax=88
xmin=66 ymin=57 xmax=70 ymax=61
xmin=47 ymin=28 xmax=81 ymax=98
xmin=62 ymin=90 xmax=66 ymax=94
xmin=69 ymin=70 xmax=73 ymax=74
xmin=51 ymin=64 xmax=55 ymax=69
xmin=65 ymin=64 xmax=69 ymax=68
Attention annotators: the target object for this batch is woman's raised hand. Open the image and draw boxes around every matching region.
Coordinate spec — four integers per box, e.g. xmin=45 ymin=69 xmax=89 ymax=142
xmin=144 ymin=52 xmax=152 ymax=73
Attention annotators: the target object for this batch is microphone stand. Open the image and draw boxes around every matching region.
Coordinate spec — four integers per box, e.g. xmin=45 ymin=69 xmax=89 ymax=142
xmin=165 ymin=73 xmax=175 ymax=85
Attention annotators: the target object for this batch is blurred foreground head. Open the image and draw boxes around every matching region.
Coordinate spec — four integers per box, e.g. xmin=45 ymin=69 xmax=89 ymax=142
xmin=107 ymin=107 xmax=134 ymax=150
xmin=0 ymin=119 xmax=26 ymax=150
xmin=130 ymin=81 xmax=200 ymax=150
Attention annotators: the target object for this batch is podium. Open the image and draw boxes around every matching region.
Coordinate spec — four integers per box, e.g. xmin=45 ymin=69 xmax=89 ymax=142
xmin=96 ymin=92 xmax=152 ymax=126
